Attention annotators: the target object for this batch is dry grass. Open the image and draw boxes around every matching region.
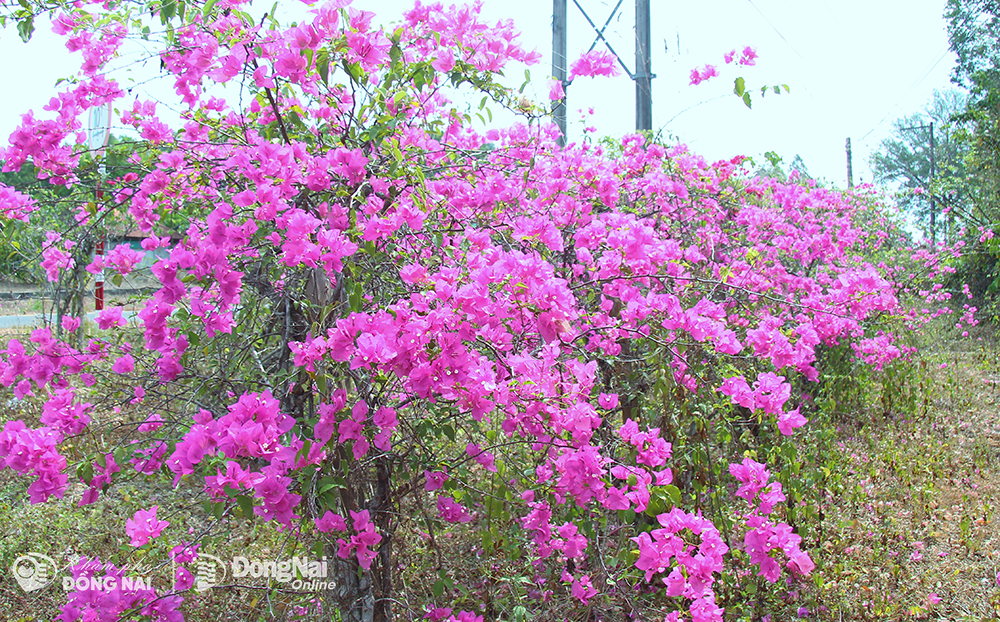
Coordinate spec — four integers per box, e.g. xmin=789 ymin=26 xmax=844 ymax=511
xmin=808 ymin=335 xmax=1000 ymax=620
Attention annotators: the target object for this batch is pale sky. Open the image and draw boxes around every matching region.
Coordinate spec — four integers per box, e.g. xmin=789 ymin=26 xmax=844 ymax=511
xmin=0 ymin=0 xmax=957 ymax=187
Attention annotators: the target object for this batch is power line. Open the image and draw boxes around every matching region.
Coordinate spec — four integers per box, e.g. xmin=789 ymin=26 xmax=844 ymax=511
xmin=860 ymin=48 xmax=951 ymax=141
xmin=745 ymin=0 xmax=804 ymax=60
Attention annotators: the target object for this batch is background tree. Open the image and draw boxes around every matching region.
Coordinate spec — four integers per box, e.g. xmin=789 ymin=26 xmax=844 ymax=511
xmin=870 ymin=89 xmax=969 ymax=243
xmin=947 ymin=0 xmax=1000 ymax=95
xmin=942 ymin=0 xmax=1000 ymax=309
xmin=752 ymin=151 xmax=813 ymax=182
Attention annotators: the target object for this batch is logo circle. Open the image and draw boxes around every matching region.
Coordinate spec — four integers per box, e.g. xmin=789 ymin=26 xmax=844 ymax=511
xmin=13 ymin=558 xmax=38 ymax=579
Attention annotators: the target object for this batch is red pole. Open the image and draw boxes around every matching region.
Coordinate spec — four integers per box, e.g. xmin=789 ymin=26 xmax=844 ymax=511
xmin=95 ymin=239 xmax=104 ymax=310
xmin=89 ymin=102 xmax=111 ymax=312
xmin=95 ymin=181 xmax=104 ymax=311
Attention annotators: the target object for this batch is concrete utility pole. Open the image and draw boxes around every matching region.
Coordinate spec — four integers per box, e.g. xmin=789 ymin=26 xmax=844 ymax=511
xmin=634 ymin=0 xmax=652 ymax=131
xmin=552 ymin=0 xmax=568 ymax=146
xmin=845 ymin=137 xmax=853 ymax=189
xmin=552 ymin=0 xmax=653 ymax=138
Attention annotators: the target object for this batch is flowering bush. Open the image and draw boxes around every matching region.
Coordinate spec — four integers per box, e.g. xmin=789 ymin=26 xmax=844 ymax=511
xmin=0 ymin=1 xmax=967 ymax=621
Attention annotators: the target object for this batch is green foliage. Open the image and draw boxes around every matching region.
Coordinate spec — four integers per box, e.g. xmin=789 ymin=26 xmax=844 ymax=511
xmin=733 ymin=77 xmax=788 ymax=110
xmin=870 ymin=90 xmax=969 ymax=242
xmin=752 ymin=151 xmax=813 ymax=182
xmin=938 ymin=2 xmax=1000 ymax=319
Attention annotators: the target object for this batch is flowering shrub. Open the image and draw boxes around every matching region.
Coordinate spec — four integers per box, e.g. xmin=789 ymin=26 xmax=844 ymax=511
xmin=0 ymin=1 xmax=967 ymax=621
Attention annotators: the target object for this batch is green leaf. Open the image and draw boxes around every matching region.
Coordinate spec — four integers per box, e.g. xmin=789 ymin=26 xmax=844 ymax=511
xmin=644 ymin=497 xmax=664 ymax=517
xmin=432 ymin=579 xmax=446 ymax=598
xmin=413 ymin=67 xmax=427 ymax=91
xmin=773 ymin=84 xmax=781 ymax=94
xmin=235 ymin=495 xmax=254 ymax=517
xmin=161 ymin=0 xmax=176 ymax=22
xmin=343 ymin=60 xmax=363 ymax=82
xmin=297 ymin=439 xmax=313 ymax=463
xmin=78 ymin=462 xmax=94 ymax=485
xmin=16 ymin=16 xmax=34 ymax=43
xmin=734 ymin=77 xmax=745 ymax=97
xmin=349 ymin=281 xmax=363 ymax=311
xmin=663 ymin=484 xmax=682 ymax=506
xmin=441 ymin=424 xmax=456 ymax=441
xmin=742 ymin=92 xmax=752 ymax=109
xmin=112 ymin=273 xmax=124 ymax=287
xmin=202 ymin=0 xmax=218 ymax=18
xmin=316 ymin=49 xmax=330 ymax=85
xmin=317 ymin=477 xmax=342 ymax=494
xmin=311 ymin=541 xmax=325 ymax=558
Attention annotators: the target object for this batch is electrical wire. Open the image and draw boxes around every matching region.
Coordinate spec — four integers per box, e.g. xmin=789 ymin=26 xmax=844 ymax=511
xmin=745 ymin=0 xmax=805 ymax=60
xmin=860 ymin=48 xmax=951 ymax=141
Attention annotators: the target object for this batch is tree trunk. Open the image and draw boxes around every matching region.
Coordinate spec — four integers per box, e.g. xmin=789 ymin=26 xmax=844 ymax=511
xmin=323 ymin=455 xmax=393 ymax=622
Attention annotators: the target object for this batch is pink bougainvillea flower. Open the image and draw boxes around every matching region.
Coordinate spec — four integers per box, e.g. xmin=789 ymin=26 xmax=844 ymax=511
xmin=431 ymin=49 xmax=455 ymax=72
xmin=424 ymin=469 xmax=448 ymax=491
xmin=138 ymin=413 xmax=163 ymax=433
xmin=316 ymin=510 xmax=348 ymax=532
xmin=547 ymin=77 xmax=565 ymax=101
xmin=126 ymin=505 xmax=169 ymax=547
xmin=569 ymin=50 xmax=621 ymax=78
xmin=61 ymin=316 xmax=81 ymax=333
xmin=689 ymin=63 xmax=719 ymax=85
xmin=96 ymin=306 xmax=127 ymax=330
xmin=111 ymin=354 xmax=135 ymax=374
xmin=436 ymin=495 xmax=473 ymax=523
xmin=777 ymin=407 xmax=807 ymax=436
